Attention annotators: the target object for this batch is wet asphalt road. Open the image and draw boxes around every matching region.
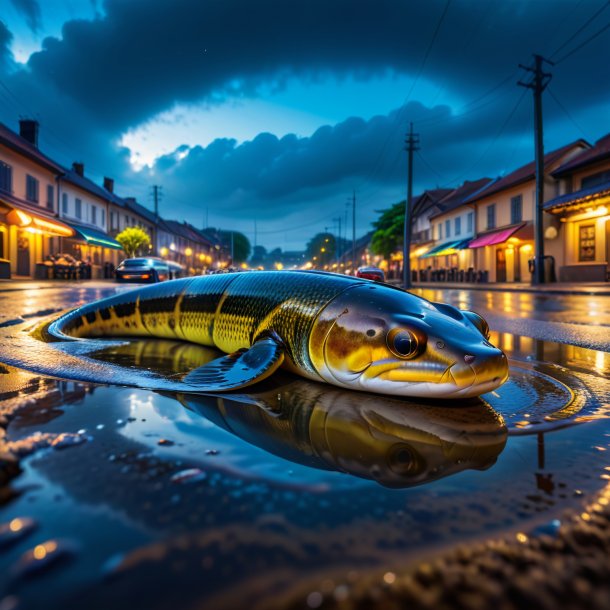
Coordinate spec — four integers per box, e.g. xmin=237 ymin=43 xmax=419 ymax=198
xmin=2 ymin=280 xmax=609 ymax=355
xmin=1 ymin=279 xmax=610 ymax=610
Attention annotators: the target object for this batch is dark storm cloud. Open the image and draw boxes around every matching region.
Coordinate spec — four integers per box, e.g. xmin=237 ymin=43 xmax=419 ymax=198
xmin=0 ymin=0 xmax=609 ymax=248
xmin=9 ymin=0 xmax=42 ymax=33
xmin=17 ymin=0 xmax=609 ymax=132
xmin=148 ymin=94 xmax=535 ymax=225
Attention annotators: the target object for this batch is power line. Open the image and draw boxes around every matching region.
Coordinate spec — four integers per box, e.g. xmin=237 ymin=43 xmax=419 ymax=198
xmin=438 ymin=88 xmax=529 ymax=188
xmin=352 ymin=0 xmax=452 ymax=193
xmin=547 ymin=86 xmax=591 ymax=141
xmin=549 ymin=0 xmax=610 ymax=59
xmin=554 ymin=18 xmax=610 ymax=64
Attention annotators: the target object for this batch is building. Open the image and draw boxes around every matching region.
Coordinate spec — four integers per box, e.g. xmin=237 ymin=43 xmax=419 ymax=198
xmin=421 ymin=179 xmax=493 ymax=280
xmin=464 ymin=140 xmax=589 ymax=283
xmin=58 ymin=163 xmax=123 ymax=277
xmin=545 ymin=133 xmax=610 ymax=281
xmin=0 ymin=120 xmax=77 ymax=278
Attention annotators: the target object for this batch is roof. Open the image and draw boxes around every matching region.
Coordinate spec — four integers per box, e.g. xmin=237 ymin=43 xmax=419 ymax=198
xmin=0 ymin=122 xmax=64 ymax=174
xmin=123 ymin=198 xmax=158 ymax=225
xmin=469 ymin=140 xmax=590 ymax=202
xmin=162 ymin=219 xmax=211 ymax=245
xmin=61 ymin=167 xmax=114 ymax=202
xmin=429 ymin=178 xmax=494 ymax=220
xmin=544 ymin=179 xmax=610 ymax=214
xmin=552 ymin=133 xmax=610 ymax=176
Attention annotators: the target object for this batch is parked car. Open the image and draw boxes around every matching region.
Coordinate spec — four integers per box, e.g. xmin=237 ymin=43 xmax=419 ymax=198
xmin=167 ymin=260 xmax=186 ymax=279
xmin=115 ymin=258 xmax=170 ymax=283
xmin=356 ymin=266 xmax=385 ymax=282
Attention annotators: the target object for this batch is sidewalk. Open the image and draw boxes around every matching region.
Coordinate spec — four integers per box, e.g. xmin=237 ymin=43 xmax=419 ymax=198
xmin=2 ymin=277 xmax=610 ymax=296
xmin=392 ymin=279 xmax=610 ymax=296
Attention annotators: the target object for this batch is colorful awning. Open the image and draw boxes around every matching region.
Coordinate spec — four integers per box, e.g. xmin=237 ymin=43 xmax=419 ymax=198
xmin=6 ymin=208 xmax=74 ymax=237
xmin=421 ymin=239 xmax=471 ymax=258
xmin=468 ymin=223 xmax=525 ymax=249
xmin=66 ymin=222 xmax=123 ymax=250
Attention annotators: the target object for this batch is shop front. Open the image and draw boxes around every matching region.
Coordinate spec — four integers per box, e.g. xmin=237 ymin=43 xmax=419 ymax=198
xmin=63 ymin=222 xmax=123 ymax=279
xmin=1 ymin=202 xmax=74 ymax=278
xmin=418 ymin=238 xmax=472 ymax=281
xmin=544 ymin=184 xmax=610 ymax=282
xmin=468 ymin=222 xmax=534 ymax=283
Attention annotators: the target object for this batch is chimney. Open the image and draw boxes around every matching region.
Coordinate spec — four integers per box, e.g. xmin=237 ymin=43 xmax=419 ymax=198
xmin=19 ymin=119 xmax=39 ymax=147
xmin=103 ymin=177 xmax=114 ymax=193
xmin=72 ymin=162 xmax=84 ymax=176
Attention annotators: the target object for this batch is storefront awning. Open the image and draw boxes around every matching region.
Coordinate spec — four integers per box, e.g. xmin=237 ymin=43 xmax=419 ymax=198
xmin=66 ymin=222 xmax=123 ymax=250
xmin=6 ymin=208 xmax=74 ymax=237
xmin=468 ymin=223 xmax=525 ymax=249
xmin=421 ymin=239 xmax=471 ymax=258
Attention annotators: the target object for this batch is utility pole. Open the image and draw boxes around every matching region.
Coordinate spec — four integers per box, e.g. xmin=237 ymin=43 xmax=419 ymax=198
xmin=518 ymin=54 xmax=553 ymax=285
xmin=351 ymin=190 xmax=356 ymax=271
xmin=333 ymin=216 xmax=342 ymax=264
xmin=151 ymin=185 xmax=162 ymax=218
xmin=403 ymin=123 xmax=420 ymax=289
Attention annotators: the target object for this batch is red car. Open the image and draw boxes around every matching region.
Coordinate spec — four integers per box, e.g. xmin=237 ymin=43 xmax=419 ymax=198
xmin=356 ymin=266 xmax=385 ymax=282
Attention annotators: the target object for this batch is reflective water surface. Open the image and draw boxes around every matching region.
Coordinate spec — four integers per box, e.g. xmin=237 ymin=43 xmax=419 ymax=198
xmin=0 ymin=285 xmax=609 ymax=610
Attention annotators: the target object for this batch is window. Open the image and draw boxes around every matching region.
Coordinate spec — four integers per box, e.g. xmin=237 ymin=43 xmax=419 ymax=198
xmin=75 ymin=198 xmax=82 ymax=219
xmin=455 ymin=217 xmax=461 ymax=236
xmin=437 ymin=224 xmax=443 ymax=240
xmin=91 ymin=205 xmax=97 ymax=225
xmin=125 ymin=214 xmax=129 ymax=226
xmin=510 ymin=195 xmax=522 ymax=224
xmin=62 ymin=193 xmax=68 ymax=214
xmin=578 ymin=224 xmax=595 ymax=261
xmin=46 ymin=185 xmax=54 ymax=210
xmin=0 ymin=161 xmax=12 ymax=193
xmin=467 ymin=212 xmax=473 ymax=233
xmin=486 ymin=204 xmax=496 ymax=229
xmin=581 ymin=169 xmax=610 ymax=189
xmin=26 ymin=175 xmax=39 ymax=203
xmin=445 ymin=220 xmax=451 ymax=238
xmin=101 ymin=209 xmax=106 ymax=227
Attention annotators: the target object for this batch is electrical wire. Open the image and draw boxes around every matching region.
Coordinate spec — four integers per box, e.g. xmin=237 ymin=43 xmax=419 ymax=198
xmin=547 ymin=86 xmax=591 ymax=141
xmin=554 ymin=18 xmax=610 ymax=64
xmin=549 ymin=0 xmax=610 ymax=60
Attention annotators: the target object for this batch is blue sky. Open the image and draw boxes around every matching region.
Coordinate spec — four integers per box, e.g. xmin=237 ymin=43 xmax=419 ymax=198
xmin=1 ymin=0 xmax=609 ymax=250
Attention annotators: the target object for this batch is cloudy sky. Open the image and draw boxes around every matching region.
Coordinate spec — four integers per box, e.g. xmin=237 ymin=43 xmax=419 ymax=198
xmin=1 ymin=0 xmax=609 ymax=250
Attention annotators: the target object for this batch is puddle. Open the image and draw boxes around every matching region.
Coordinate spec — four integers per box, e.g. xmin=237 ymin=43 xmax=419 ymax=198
xmin=1 ymin=317 xmax=610 ymax=609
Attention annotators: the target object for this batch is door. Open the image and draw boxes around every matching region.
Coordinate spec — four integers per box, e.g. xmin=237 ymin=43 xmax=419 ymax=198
xmin=17 ymin=233 xmax=30 ymax=276
xmin=514 ymin=246 xmax=521 ymax=282
xmin=496 ymin=248 xmax=507 ymax=282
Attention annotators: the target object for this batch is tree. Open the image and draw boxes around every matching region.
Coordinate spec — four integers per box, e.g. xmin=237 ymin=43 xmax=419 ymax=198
xmin=116 ymin=226 xmax=151 ymax=258
xmin=370 ymin=201 xmax=405 ymax=261
xmin=250 ymin=245 xmax=268 ymax=267
xmin=305 ymin=232 xmax=336 ymax=268
xmin=218 ymin=230 xmax=251 ymax=264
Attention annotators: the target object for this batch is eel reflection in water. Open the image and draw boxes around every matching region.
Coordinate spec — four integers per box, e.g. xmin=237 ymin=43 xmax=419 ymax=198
xmin=47 ymin=271 xmax=508 ymax=398
xmin=176 ymin=372 xmax=508 ymax=488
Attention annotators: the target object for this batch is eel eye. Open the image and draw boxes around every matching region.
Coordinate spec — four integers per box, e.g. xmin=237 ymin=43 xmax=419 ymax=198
xmin=464 ymin=311 xmax=490 ymax=340
xmin=387 ymin=329 xmax=420 ymax=359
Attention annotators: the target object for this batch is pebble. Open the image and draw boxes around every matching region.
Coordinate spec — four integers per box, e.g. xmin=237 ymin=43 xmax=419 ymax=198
xmin=11 ymin=539 xmax=76 ymax=579
xmin=170 ymin=468 xmax=206 ymax=484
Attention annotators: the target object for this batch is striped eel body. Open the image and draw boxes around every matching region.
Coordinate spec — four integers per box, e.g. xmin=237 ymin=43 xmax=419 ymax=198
xmin=48 ymin=270 xmax=509 ymax=398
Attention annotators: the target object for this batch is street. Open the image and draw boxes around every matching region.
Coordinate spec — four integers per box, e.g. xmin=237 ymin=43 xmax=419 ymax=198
xmin=0 ymin=279 xmax=609 ymax=610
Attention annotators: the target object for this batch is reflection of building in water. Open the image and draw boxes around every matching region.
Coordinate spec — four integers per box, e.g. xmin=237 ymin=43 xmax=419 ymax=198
xmin=179 ymin=375 xmax=508 ymax=489
xmin=490 ymin=330 xmax=610 ymax=377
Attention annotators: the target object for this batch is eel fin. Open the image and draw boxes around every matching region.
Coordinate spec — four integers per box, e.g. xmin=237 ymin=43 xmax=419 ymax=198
xmin=182 ymin=337 xmax=285 ymax=391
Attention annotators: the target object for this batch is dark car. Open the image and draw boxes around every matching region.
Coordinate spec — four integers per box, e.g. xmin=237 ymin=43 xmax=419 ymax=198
xmin=115 ymin=258 xmax=170 ymax=283
xmin=356 ymin=266 xmax=385 ymax=282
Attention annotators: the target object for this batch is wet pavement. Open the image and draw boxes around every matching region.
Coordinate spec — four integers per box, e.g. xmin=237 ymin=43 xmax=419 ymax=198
xmin=0 ymin=281 xmax=609 ymax=609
